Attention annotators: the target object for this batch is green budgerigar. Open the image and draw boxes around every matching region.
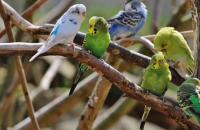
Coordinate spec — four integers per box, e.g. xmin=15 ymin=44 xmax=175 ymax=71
xmin=140 ymin=52 xmax=172 ymax=130
xmin=68 ymin=16 xmax=110 ymax=95
xmin=154 ymin=27 xmax=195 ymax=78
xmin=177 ymin=78 xmax=200 ymax=124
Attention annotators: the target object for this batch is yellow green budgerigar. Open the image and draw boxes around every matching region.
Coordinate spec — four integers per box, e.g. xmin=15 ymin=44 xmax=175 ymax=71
xmin=68 ymin=16 xmax=111 ymax=95
xmin=140 ymin=52 xmax=171 ymax=130
xmin=177 ymin=78 xmax=200 ymax=124
xmin=154 ymin=27 xmax=195 ymax=78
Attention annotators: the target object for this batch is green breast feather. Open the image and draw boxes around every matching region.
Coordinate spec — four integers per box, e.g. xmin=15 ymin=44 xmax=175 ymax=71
xmin=177 ymin=78 xmax=200 ymax=124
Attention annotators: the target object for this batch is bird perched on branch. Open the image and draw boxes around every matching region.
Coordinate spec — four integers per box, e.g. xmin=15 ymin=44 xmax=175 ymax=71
xmin=29 ymin=4 xmax=86 ymax=62
xmin=69 ymin=16 xmax=111 ymax=95
xmin=154 ymin=27 xmax=195 ymax=78
xmin=108 ymin=0 xmax=147 ymax=40
xmin=177 ymin=78 xmax=200 ymax=124
xmin=140 ymin=52 xmax=171 ymax=130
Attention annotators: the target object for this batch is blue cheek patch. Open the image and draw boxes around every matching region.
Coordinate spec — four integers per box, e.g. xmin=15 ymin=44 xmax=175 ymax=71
xmin=51 ymin=24 xmax=60 ymax=36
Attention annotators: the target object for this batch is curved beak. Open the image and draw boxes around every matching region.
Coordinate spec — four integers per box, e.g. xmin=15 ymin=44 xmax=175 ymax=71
xmin=153 ymin=62 xmax=159 ymax=69
xmin=82 ymin=11 xmax=86 ymax=17
xmin=88 ymin=27 xmax=94 ymax=34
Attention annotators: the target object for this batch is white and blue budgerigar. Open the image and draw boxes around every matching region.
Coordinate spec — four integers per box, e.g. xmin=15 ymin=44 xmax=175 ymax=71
xmin=108 ymin=0 xmax=147 ymax=40
xmin=29 ymin=4 xmax=86 ymax=62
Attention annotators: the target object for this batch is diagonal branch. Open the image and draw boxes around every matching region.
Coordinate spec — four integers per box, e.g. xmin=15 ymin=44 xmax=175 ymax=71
xmin=0 ymin=0 xmax=48 ymax=38
xmin=0 ymin=43 xmax=199 ymax=129
xmin=12 ymin=73 xmax=98 ymax=130
xmin=0 ymin=1 xmax=40 ymax=130
xmin=0 ymin=1 xmax=190 ymax=84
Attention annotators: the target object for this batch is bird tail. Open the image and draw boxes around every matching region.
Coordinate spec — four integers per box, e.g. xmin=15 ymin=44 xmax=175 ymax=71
xmin=29 ymin=43 xmax=50 ymax=62
xmin=68 ymin=63 xmax=88 ymax=96
xmin=140 ymin=106 xmax=151 ymax=130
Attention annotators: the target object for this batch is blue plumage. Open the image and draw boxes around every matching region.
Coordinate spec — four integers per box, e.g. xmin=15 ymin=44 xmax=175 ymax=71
xmin=108 ymin=0 xmax=147 ymax=40
xmin=51 ymin=22 xmax=61 ymax=36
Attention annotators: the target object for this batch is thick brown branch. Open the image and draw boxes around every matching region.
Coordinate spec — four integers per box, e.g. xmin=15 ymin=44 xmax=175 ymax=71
xmin=0 ymin=1 xmax=188 ymax=84
xmin=27 ymin=25 xmax=185 ymax=84
xmin=0 ymin=43 xmax=199 ymax=129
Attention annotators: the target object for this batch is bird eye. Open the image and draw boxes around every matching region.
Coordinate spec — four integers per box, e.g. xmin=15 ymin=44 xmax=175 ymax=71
xmin=94 ymin=28 xmax=97 ymax=34
xmin=89 ymin=25 xmax=92 ymax=28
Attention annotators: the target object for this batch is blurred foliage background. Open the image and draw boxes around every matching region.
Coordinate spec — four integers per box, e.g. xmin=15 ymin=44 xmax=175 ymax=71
xmin=0 ymin=0 xmax=194 ymax=130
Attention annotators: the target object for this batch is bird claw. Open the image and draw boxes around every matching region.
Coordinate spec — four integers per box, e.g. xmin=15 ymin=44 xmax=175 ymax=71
xmin=68 ymin=42 xmax=76 ymax=52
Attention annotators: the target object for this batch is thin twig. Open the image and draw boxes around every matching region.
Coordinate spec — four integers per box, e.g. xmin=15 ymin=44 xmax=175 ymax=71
xmin=152 ymin=0 xmax=160 ymax=33
xmin=0 ymin=0 xmax=40 ymax=130
xmin=0 ymin=43 xmax=199 ymax=129
xmin=30 ymin=57 xmax=63 ymax=100
xmin=191 ymin=0 xmax=200 ymax=78
xmin=77 ymin=40 xmax=128 ymax=130
xmin=77 ymin=55 xmax=122 ymax=130
xmin=36 ymin=0 xmax=75 ymax=24
xmin=0 ymin=1 xmax=189 ymax=84
xmin=168 ymin=1 xmax=191 ymax=27
xmin=94 ymin=97 xmax=137 ymax=130
xmin=0 ymin=0 xmax=47 ymax=38
xmin=12 ymin=73 xmax=98 ymax=130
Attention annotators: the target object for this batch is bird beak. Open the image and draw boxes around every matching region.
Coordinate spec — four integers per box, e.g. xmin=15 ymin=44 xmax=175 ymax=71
xmin=153 ymin=62 xmax=159 ymax=69
xmin=159 ymin=60 xmax=164 ymax=65
xmin=82 ymin=12 xmax=86 ymax=17
xmin=88 ymin=28 xmax=94 ymax=34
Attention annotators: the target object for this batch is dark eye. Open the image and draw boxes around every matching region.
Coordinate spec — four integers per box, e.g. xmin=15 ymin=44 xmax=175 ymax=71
xmin=89 ymin=25 xmax=92 ymax=28
xmin=94 ymin=28 xmax=97 ymax=34
xmin=76 ymin=9 xmax=80 ymax=14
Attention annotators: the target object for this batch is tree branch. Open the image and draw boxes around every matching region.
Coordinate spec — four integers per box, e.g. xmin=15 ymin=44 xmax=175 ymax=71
xmin=12 ymin=73 xmax=98 ymax=130
xmin=0 ymin=43 xmax=199 ymax=129
xmin=0 ymin=1 xmax=40 ymax=130
xmin=0 ymin=0 xmax=190 ymax=84
xmin=0 ymin=0 xmax=47 ymax=38
xmin=77 ymin=55 xmax=122 ymax=130
xmin=94 ymin=97 xmax=136 ymax=130
xmin=191 ymin=0 xmax=200 ymax=78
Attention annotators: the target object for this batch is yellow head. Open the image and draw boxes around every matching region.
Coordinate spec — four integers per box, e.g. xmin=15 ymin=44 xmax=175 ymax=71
xmin=150 ymin=52 xmax=169 ymax=69
xmin=88 ymin=16 xmax=108 ymax=35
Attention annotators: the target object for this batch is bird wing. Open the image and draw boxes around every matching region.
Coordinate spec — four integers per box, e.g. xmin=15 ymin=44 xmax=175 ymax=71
xmin=174 ymin=31 xmax=194 ymax=59
xmin=107 ymin=11 xmax=145 ymax=28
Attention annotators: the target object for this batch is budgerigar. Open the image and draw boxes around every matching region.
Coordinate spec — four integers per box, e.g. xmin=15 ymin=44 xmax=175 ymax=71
xmin=68 ymin=16 xmax=111 ymax=95
xmin=177 ymin=78 xmax=200 ymax=124
xmin=154 ymin=27 xmax=195 ymax=78
xmin=108 ymin=0 xmax=147 ymax=40
xmin=140 ymin=52 xmax=171 ymax=130
xmin=29 ymin=4 xmax=86 ymax=62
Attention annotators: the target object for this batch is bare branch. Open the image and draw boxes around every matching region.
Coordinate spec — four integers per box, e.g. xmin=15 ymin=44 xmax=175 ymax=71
xmin=0 ymin=43 xmax=199 ymax=129
xmin=77 ymin=40 xmax=130 ymax=130
xmin=0 ymin=1 xmax=40 ymax=129
xmin=191 ymin=0 xmax=200 ymax=78
xmin=94 ymin=97 xmax=136 ymax=130
xmin=12 ymin=73 xmax=98 ymax=130
xmin=77 ymin=55 xmax=122 ymax=130
xmin=0 ymin=1 xmax=190 ymax=84
xmin=0 ymin=0 xmax=47 ymax=38
xmin=36 ymin=0 xmax=75 ymax=24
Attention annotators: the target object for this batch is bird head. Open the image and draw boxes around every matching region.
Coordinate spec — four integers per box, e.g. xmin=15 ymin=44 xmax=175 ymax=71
xmin=124 ymin=0 xmax=145 ymax=11
xmin=183 ymin=78 xmax=200 ymax=87
xmin=88 ymin=16 xmax=109 ymax=35
xmin=67 ymin=4 xmax=86 ymax=22
xmin=154 ymin=27 xmax=175 ymax=53
xmin=150 ymin=52 xmax=169 ymax=69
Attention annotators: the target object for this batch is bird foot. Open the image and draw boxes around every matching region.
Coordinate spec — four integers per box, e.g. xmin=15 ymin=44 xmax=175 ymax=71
xmin=68 ymin=42 xmax=76 ymax=52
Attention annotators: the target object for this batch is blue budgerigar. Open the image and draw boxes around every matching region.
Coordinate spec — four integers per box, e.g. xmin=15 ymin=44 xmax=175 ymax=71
xmin=29 ymin=4 xmax=86 ymax=62
xmin=108 ymin=0 xmax=147 ymax=40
